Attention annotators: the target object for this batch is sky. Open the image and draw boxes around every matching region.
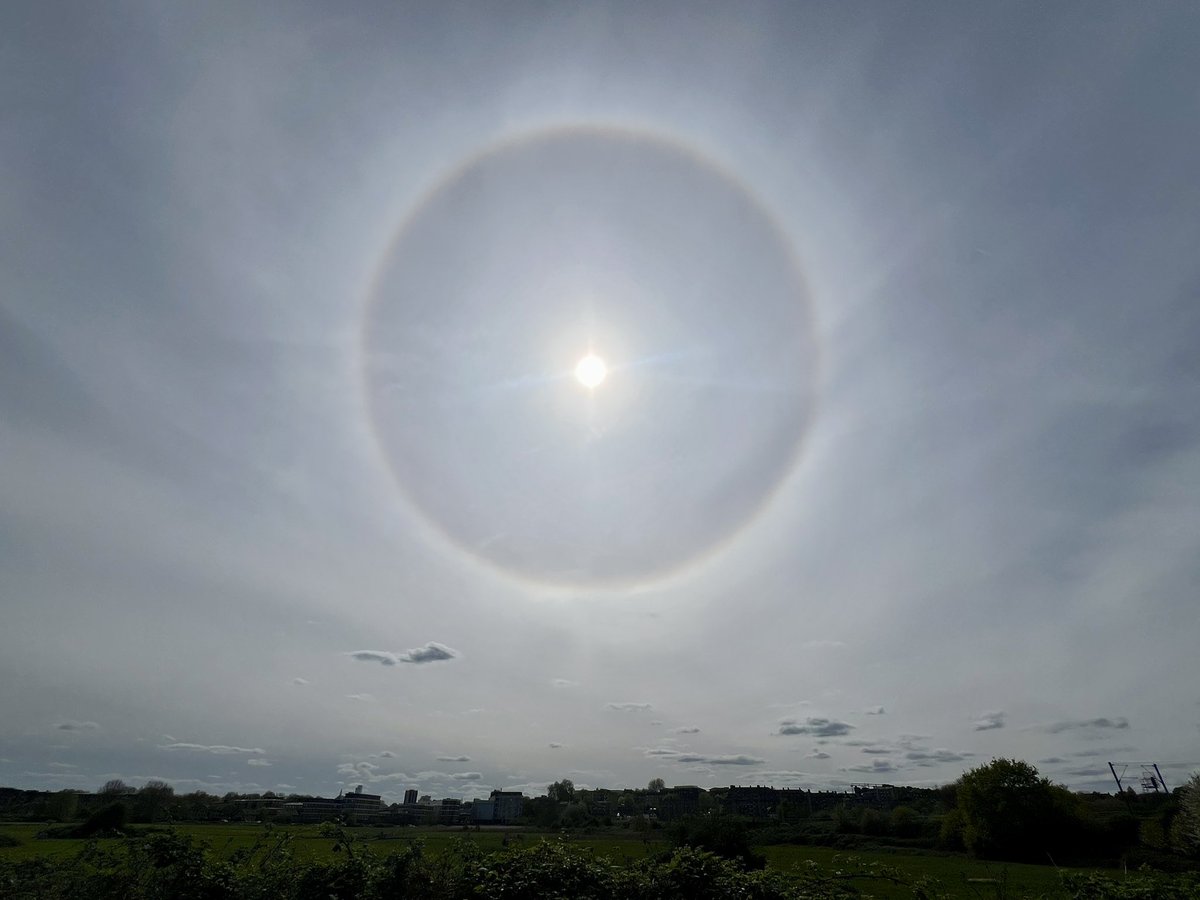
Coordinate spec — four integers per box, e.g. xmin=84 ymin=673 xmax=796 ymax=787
xmin=2 ymin=1 xmax=1198 ymax=804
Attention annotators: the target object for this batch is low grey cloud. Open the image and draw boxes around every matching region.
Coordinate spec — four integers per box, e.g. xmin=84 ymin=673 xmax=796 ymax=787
xmin=973 ymin=711 xmax=1006 ymax=731
xmin=749 ymin=770 xmax=810 ymax=781
xmin=348 ymin=643 xmax=458 ymax=666
xmin=346 ymin=693 xmax=375 ymax=702
xmin=292 ymin=677 xmax=309 ymax=686
xmin=161 ymin=743 xmax=265 ymax=754
xmin=47 ymin=762 xmax=77 ymax=769
xmin=606 ymin=702 xmax=653 ymax=712
xmin=403 ymin=643 xmax=458 ymax=664
xmin=55 ymin=721 xmax=99 ymax=732
xmin=1065 ymin=767 xmax=1107 ymax=778
xmin=452 ymin=772 xmax=482 ymax=781
xmin=675 ymin=727 xmax=701 ymax=734
xmin=349 ymin=650 xmax=399 ymax=666
xmin=905 ymin=749 xmax=972 ymax=765
xmin=437 ymin=755 xmax=471 ymax=762
xmin=806 ymin=749 xmax=831 ymax=759
xmin=551 ymin=678 xmax=579 ymax=688
xmin=1039 ymin=757 xmax=1067 ymax=764
xmin=844 ymin=759 xmax=899 ymax=774
xmin=378 ymin=751 xmax=396 ymax=758
xmin=1069 ymin=746 xmax=1137 ymax=758
xmin=778 ymin=717 xmax=854 ymax=737
xmin=864 ymin=707 xmax=886 ymax=716
xmin=677 ymin=754 xmax=764 ymax=766
xmin=1041 ymin=717 xmax=1129 ymax=734
xmin=643 ymin=748 xmax=764 ymax=766
xmin=247 ymin=758 xmax=271 ymax=767
xmin=549 ymin=742 xmax=563 ymax=749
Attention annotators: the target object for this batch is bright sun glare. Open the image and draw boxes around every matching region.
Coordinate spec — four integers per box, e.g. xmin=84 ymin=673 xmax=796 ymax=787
xmin=574 ymin=353 xmax=607 ymax=389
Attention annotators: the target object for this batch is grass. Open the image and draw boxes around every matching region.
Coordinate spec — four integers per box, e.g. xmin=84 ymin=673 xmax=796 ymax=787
xmin=0 ymin=821 xmax=1128 ymax=897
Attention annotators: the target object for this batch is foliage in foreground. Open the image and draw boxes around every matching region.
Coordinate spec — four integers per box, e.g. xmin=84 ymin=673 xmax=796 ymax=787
xmin=2 ymin=826 xmax=1199 ymax=899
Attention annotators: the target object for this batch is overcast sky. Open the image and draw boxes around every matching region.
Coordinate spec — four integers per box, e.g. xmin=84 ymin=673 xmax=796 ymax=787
xmin=3 ymin=1 xmax=1198 ymax=803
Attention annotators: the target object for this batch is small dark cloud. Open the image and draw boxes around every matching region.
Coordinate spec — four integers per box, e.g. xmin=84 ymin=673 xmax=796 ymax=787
xmin=806 ymin=749 xmax=831 ymax=759
xmin=549 ymin=742 xmax=563 ymax=749
xmin=437 ymin=755 xmax=470 ymax=762
xmin=1039 ymin=757 xmax=1067 ymax=764
xmin=973 ymin=711 xmax=1006 ymax=731
xmin=55 ymin=720 xmax=99 ymax=732
xmin=778 ymin=717 xmax=853 ymax=737
xmin=861 ymin=746 xmax=891 ymax=755
xmin=1042 ymin=717 xmax=1129 ymax=734
xmin=452 ymin=772 xmax=482 ymax=781
xmin=378 ymin=751 xmax=396 ymax=758
xmin=606 ymin=702 xmax=653 ymax=712
xmin=1065 ymin=767 xmax=1107 ymax=778
xmin=675 ymin=727 xmax=701 ymax=734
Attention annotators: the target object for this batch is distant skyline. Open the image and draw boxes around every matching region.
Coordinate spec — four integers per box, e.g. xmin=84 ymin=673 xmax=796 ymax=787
xmin=2 ymin=1 xmax=1198 ymax=804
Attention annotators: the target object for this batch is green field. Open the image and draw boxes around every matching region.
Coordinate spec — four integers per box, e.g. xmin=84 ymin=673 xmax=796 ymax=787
xmin=0 ymin=821 xmax=1131 ymax=898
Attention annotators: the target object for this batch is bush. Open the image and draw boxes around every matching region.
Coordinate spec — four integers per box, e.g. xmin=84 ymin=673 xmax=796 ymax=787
xmin=667 ymin=813 xmax=766 ymax=870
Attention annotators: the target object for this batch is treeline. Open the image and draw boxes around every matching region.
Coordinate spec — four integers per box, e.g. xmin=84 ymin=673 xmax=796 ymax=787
xmin=0 ymin=781 xmax=318 ymax=826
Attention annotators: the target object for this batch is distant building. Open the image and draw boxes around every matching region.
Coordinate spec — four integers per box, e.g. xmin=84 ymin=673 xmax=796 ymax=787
xmin=490 ymin=790 xmax=524 ymax=823
xmin=403 ymin=789 xmax=418 ymax=805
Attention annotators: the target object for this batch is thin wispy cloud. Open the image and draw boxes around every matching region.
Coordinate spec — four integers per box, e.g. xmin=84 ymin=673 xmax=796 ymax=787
xmin=606 ymin=702 xmax=653 ymax=712
xmin=973 ymin=711 xmax=1006 ymax=732
xmin=674 ymin=727 xmax=701 ymax=734
xmin=55 ymin=721 xmax=99 ymax=732
xmin=160 ymin=743 xmax=265 ymax=755
xmin=551 ymin=678 xmax=579 ymax=688
xmin=437 ymin=755 xmax=471 ymax=762
xmin=1040 ymin=717 xmax=1129 ymax=733
xmin=247 ymin=758 xmax=272 ymax=767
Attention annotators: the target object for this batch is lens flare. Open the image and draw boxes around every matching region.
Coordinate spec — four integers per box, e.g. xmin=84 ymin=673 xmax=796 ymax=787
xmin=574 ymin=353 xmax=607 ymax=389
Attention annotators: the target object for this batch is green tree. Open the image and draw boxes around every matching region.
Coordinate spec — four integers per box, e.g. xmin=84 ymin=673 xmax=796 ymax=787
xmin=1174 ymin=771 xmax=1200 ymax=856
xmin=955 ymin=758 xmax=1079 ymax=861
xmin=647 ymin=778 xmax=665 ymax=792
xmin=547 ymin=779 xmax=576 ymax=803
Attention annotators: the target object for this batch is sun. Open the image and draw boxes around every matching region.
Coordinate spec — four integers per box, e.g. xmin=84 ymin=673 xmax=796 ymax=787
xmin=574 ymin=353 xmax=607 ymax=389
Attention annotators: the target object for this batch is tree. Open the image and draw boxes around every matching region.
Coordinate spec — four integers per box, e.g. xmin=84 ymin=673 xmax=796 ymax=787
xmin=647 ymin=778 xmax=665 ymax=792
xmin=547 ymin=779 xmax=575 ymax=803
xmin=134 ymin=780 xmax=175 ymax=823
xmin=101 ymin=779 xmax=130 ymax=795
xmin=954 ymin=758 xmax=1077 ymax=861
xmin=1175 ymin=771 xmax=1200 ymax=856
